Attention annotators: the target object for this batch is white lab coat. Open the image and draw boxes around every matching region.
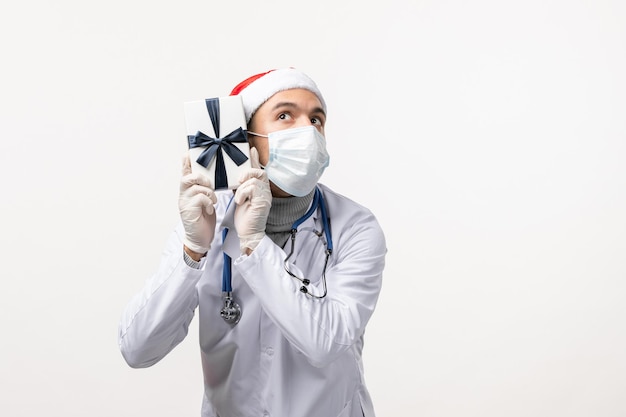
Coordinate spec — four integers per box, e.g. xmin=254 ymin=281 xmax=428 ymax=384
xmin=118 ymin=184 xmax=386 ymax=417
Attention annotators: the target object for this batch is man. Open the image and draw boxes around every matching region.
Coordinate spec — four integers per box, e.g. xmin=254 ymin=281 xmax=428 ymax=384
xmin=118 ymin=68 xmax=387 ymax=417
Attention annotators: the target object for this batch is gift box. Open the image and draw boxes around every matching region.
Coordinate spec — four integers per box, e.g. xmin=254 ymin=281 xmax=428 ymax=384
xmin=184 ymin=95 xmax=250 ymax=190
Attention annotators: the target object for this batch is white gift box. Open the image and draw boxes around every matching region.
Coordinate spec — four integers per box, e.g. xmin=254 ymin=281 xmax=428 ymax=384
xmin=184 ymin=95 xmax=250 ymax=190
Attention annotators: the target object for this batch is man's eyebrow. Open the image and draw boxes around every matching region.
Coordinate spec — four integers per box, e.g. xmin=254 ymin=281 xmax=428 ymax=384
xmin=271 ymin=102 xmax=326 ymax=117
xmin=270 ymin=101 xmax=297 ymax=111
xmin=312 ymin=106 xmax=327 ymax=117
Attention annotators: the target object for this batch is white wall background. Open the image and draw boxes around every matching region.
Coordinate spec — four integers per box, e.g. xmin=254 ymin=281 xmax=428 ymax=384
xmin=1 ymin=0 xmax=625 ymax=416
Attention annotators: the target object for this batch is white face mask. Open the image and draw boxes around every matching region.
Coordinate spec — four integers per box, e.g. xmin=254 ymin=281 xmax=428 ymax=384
xmin=249 ymin=126 xmax=330 ymax=197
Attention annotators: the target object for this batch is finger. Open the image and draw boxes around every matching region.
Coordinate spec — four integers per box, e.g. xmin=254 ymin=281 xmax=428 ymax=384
xmin=239 ymin=168 xmax=267 ymax=185
xmin=184 ymin=184 xmax=217 ymax=200
xmin=181 ymin=172 xmax=215 ymax=190
xmin=182 ymin=154 xmax=192 ymax=176
xmin=249 ymin=147 xmax=261 ymax=169
xmin=202 ymin=196 xmax=216 ymax=216
xmin=188 ymin=193 xmax=217 ymax=215
xmin=233 ymin=179 xmax=256 ymax=205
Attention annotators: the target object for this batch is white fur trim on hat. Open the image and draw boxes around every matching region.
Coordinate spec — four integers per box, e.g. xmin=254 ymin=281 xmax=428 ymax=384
xmin=238 ymin=68 xmax=326 ymax=122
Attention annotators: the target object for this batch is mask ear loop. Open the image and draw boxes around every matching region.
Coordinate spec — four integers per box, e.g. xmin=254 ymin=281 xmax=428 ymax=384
xmin=247 ymin=132 xmax=267 ymax=170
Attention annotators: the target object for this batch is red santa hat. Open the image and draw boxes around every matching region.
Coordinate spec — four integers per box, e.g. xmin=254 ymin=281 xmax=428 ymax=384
xmin=230 ymin=68 xmax=326 ymax=122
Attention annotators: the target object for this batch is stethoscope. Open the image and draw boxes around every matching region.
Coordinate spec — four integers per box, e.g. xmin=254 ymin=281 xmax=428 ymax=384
xmin=219 ymin=186 xmax=333 ymax=325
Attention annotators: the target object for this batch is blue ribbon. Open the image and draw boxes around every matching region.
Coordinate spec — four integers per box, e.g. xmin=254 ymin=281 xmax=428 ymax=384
xmin=187 ymin=98 xmax=248 ymax=189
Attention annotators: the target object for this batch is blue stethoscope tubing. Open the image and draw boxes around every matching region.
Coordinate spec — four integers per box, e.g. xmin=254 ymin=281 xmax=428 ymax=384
xmin=220 ymin=186 xmax=332 ymax=323
xmin=222 ymin=186 xmax=332 ymax=291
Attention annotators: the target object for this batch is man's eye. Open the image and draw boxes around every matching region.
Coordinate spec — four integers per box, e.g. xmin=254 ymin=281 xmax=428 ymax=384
xmin=278 ymin=113 xmax=289 ymax=120
xmin=311 ymin=116 xmax=325 ymax=126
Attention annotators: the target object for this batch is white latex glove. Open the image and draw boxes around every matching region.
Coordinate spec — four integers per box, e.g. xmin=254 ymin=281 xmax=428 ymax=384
xmin=179 ymin=156 xmax=217 ymax=255
xmin=234 ymin=147 xmax=272 ymax=253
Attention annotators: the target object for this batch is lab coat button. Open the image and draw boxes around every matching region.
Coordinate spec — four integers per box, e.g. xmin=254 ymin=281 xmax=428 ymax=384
xmin=265 ymin=347 xmax=274 ymax=356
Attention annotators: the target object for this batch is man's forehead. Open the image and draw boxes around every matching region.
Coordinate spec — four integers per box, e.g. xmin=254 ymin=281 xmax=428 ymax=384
xmin=264 ymin=89 xmax=325 ymax=112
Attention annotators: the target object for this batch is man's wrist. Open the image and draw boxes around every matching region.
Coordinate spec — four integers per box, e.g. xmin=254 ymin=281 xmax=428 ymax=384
xmin=184 ymin=245 xmax=206 ymax=262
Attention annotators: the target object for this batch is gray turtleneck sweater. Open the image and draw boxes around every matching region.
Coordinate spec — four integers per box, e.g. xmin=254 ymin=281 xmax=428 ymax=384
xmin=264 ymin=188 xmax=315 ymax=248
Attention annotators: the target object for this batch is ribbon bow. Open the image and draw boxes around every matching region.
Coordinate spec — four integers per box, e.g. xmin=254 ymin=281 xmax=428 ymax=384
xmin=187 ymin=98 xmax=249 ymax=189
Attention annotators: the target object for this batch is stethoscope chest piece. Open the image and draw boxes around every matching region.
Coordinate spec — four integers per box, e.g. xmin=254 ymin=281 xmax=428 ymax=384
xmin=220 ymin=292 xmax=241 ymax=325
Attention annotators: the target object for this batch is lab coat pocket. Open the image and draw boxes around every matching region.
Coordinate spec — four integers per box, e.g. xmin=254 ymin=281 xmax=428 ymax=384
xmin=336 ymin=398 xmax=353 ymax=417
xmin=335 ymin=394 xmax=365 ymax=417
xmin=333 ymin=385 xmax=370 ymax=417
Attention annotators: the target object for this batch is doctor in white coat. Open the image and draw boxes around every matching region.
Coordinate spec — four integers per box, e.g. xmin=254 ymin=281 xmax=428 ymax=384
xmin=118 ymin=68 xmax=387 ymax=417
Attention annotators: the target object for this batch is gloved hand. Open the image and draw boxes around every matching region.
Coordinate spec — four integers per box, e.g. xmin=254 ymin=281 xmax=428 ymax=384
xmin=179 ymin=156 xmax=217 ymax=255
xmin=234 ymin=147 xmax=272 ymax=253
